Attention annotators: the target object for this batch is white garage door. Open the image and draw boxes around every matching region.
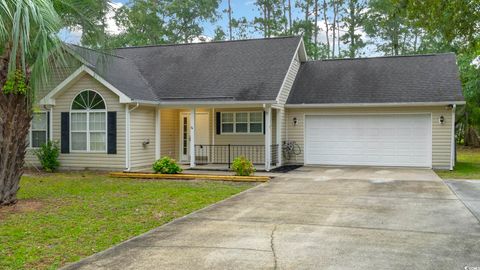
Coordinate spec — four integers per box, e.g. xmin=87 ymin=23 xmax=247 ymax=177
xmin=305 ymin=114 xmax=432 ymax=167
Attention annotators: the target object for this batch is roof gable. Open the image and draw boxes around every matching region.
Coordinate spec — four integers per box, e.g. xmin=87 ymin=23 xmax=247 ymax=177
xmin=40 ymin=65 xmax=132 ymax=105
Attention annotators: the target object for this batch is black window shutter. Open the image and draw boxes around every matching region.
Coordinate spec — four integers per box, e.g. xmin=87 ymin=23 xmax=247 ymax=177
xmin=216 ymin=112 xmax=221 ymax=135
xmin=61 ymin=112 xmax=69 ymax=153
xmin=47 ymin=111 xmax=51 ymax=141
xmin=107 ymin=111 xmax=117 ymax=154
xmin=263 ymin=111 xmax=266 ymax=134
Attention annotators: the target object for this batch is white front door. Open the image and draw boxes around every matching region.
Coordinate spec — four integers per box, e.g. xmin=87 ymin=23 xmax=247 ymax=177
xmin=180 ymin=112 xmax=209 ymax=162
xmin=305 ymin=114 xmax=432 ymax=167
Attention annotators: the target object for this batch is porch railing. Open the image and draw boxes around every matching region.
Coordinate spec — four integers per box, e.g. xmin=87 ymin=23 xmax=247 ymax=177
xmin=194 ymin=144 xmax=279 ymax=168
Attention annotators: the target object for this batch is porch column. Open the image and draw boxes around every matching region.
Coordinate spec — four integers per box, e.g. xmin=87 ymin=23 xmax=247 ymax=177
xmin=155 ymin=108 xmax=161 ymax=160
xmin=264 ymin=106 xmax=272 ymax=171
xmin=276 ymin=108 xmax=282 ymax=167
xmin=190 ymin=108 xmax=196 ymax=168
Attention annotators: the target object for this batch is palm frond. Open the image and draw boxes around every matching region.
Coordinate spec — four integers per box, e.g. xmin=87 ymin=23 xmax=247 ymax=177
xmin=0 ymin=0 xmax=12 ymax=42
xmin=0 ymin=0 xmax=63 ymax=102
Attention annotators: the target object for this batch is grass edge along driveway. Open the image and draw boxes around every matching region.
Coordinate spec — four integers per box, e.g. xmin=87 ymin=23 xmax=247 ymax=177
xmin=0 ymin=172 xmax=255 ymax=270
xmin=436 ymin=146 xmax=480 ymax=180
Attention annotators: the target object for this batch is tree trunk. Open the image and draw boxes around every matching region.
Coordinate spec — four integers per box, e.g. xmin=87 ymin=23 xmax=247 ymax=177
xmin=322 ymin=0 xmax=330 ymax=57
xmin=348 ymin=0 xmax=355 ymax=58
xmin=332 ymin=0 xmax=337 ymax=58
xmin=263 ymin=3 xmax=268 ymax=38
xmin=288 ymin=0 xmax=292 ymax=34
xmin=266 ymin=3 xmax=271 ymax=37
xmin=0 ymin=51 xmax=32 ymax=205
xmin=282 ymin=0 xmax=288 ymax=35
xmin=305 ymin=0 xmax=310 ymax=24
xmin=392 ymin=14 xmax=399 ymax=55
xmin=0 ymin=93 xmax=31 ymax=206
xmin=305 ymin=0 xmax=310 ymax=41
xmin=314 ymin=0 xmax=319 ymax=59
xmin=465 ymin=110 xmax=469 ymax=145
xmin=413 ymin=29 xmax=418 ymax=53
xmin=228 ymin=0 xmax=232 ymax=40
xmin=465 ymin=126 xmax=480 ymax=148
xmin=337 ymin=16 xmax=341 ymax=57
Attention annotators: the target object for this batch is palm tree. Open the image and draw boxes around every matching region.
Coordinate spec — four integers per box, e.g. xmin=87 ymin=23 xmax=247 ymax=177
xmin=0 ymin=0 xmax=62 ymax=205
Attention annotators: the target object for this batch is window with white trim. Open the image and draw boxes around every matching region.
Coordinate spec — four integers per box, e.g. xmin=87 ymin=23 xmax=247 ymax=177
xmin=70 ymin=90 xmax=106 ymax=152
xmin=221 ymin=112 xmax=263 ymax=134
xmin=29 ymin=112 xmax=48 ymax=148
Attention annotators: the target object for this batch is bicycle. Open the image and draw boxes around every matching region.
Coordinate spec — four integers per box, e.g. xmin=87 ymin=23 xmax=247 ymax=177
xmin=282 ymin=141 xmax=302 ymax=160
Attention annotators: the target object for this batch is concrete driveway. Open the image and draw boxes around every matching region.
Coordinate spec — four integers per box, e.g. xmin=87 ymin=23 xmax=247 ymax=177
xmin=445 ymin=180 xmax=480 ymax=222
xmin=64 ymin=167 xmax=480 ymax=270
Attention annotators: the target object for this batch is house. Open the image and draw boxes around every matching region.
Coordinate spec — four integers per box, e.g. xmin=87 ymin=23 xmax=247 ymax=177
xmin=25 ymin=36 xmax=464 ymax=171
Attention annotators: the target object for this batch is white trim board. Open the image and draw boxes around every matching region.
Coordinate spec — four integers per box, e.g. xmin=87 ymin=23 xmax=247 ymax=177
xmin=286 ymin=101 xmax=466 ymax=108
xmin=275 ymin=38 xmax=304 ymax=103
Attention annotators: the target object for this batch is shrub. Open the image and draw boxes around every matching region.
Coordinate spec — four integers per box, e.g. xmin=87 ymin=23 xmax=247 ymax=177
xmin=35 ymin=141 xmax=60 ymax=172
xmin=231 ymin=156 xmax=255 ymax=176
xmin=153 ymin=156 xmax=182 ymax=174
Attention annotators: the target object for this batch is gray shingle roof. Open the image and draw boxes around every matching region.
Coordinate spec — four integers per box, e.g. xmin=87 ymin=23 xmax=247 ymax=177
xmin=69 ymin=36 xmax=302 ymax=102
xmin=67 ymin=45 xmax=158 ymax=101
xmin=287 ymin=53 xmax=464 ymax=104
xmin=114 ymin=36 xmax=301 ymax=102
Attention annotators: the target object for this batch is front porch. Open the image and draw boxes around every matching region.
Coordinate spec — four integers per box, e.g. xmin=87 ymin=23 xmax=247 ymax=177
xmin=155 ymin=106 xmax=283 ymax=171
xmin=193 ymin=144 xmax=279 ymax=170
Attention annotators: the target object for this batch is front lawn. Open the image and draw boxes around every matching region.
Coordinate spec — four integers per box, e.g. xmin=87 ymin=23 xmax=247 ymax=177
xmin=436 ymin=146 xmax=480 ymax=179
xmin=0 ymin=172 xmax=254 ymax=270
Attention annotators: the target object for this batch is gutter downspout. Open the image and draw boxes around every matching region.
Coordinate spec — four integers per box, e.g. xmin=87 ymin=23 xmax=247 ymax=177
xmin=125 ymin=102 xmax=139 ymax=172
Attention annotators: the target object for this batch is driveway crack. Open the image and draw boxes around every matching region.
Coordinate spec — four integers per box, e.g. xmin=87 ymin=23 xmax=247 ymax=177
xmin=270 ymin=224 xmax=278 ymax=270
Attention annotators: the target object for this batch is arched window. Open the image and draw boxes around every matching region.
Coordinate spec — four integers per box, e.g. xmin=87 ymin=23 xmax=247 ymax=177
xmin=70 ymin=90 xmax=107 ymax=152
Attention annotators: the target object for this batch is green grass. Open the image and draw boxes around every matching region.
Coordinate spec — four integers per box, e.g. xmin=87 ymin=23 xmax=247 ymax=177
xmin=436 ymin=146 xmax=480 ymax=179
xmin=0 ymin=173 xmax=254 ymax=270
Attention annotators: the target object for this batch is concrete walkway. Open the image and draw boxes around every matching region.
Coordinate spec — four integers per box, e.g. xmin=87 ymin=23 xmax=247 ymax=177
xmin=63 ymin=167 xmax=480 ymax=270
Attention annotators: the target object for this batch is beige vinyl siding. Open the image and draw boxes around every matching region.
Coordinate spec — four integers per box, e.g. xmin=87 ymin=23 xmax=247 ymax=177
xmin=285 ymin=106 xmax=453 ymax=169
xmin=130 ymin=106 xmax=156 ymax=170
xmin=277 ymin=53 xmax=301 ymax=104
xmin=160 ymin=109 xmax=179 ymax=159
xmin=52 ymin=74 xmax=125 ymax=170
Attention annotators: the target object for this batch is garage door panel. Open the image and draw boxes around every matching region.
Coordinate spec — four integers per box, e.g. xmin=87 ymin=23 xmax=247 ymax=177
xmin=305 ymin=114 xmax=431 ymax=167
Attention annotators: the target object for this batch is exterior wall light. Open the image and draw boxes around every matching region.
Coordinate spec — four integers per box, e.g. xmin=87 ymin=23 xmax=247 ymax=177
xmin=293 ymin=117 xmax=298 ymax=126
xmin=143 ymin=138 xmax=150 ymax=147
xmin=439 ymin=115 xmax=445 ymax=124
